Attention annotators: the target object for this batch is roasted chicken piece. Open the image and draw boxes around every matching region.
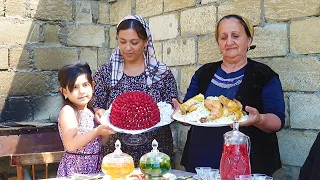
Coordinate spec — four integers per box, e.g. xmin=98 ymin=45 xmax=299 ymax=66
xmin=179 ymin=93 xmax=204 ymax=114
xmin=218 ymin=95 xmax=244 ymax=120
xmin=204 ymin=97 xmax=223 ymax=120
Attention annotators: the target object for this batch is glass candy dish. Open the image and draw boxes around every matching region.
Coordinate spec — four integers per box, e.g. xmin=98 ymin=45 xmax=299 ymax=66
xmin=139 ymin=139 xmax=171 ymax=179
xmin=101 ymin=140 xmax=134 ymax=179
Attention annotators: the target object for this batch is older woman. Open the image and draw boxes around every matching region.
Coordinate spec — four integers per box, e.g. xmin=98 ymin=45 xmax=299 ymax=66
xmin=93 ymin=15 xmax=178 ymax=166
xmin=179 ymin=14 xmax=285 ymax=176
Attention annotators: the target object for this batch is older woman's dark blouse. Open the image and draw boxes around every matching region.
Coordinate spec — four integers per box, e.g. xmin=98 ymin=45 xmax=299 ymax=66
xmin=181 ymin=62 xmax=285 ymax=175
xmin=92 ymin=63 xmax=178 ymax=166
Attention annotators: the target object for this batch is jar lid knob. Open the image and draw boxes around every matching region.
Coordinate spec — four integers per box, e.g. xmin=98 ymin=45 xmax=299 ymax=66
xmin=151 ymin=139 xmax=159 ymax=153
xmin=114 ymin=140 xmax=122 ymax=155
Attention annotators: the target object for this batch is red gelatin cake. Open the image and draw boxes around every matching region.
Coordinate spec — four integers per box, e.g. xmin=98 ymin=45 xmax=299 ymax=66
xmin=110 ymin=91 xmax=160 ymax=130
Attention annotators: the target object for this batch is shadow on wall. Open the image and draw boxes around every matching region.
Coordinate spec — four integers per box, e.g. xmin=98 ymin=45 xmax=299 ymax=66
xmin=0 ymin=0 xmax=80 ymax=178
xmin=0 ymin=0 xmax=106 ymax=123
xmin=0 ymin=0 xmax=69 ymax=123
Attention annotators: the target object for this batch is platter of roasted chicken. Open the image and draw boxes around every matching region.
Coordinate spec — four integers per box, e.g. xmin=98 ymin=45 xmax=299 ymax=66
xmin=172 ymin=94 xmax=248 ymax=127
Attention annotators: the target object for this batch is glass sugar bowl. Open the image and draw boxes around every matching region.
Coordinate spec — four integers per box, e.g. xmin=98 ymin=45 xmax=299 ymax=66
xmin=139 ymin=139 xmax=171 ymax=179
xmin=101 ymin=140 xmax=134 ymax=179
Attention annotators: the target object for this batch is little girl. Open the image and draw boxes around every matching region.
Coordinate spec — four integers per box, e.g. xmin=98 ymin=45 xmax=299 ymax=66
xmin=57 ymin=62 xmax=115 ymax=177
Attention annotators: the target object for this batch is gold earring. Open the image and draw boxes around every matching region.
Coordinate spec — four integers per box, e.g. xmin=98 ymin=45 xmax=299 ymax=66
xmin=64 ymin=96 xmax=67 ymax=99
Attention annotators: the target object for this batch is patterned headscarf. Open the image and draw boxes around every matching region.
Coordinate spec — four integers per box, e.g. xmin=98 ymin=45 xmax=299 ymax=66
xmin=109 ymin=15 xmax=168 ymax=87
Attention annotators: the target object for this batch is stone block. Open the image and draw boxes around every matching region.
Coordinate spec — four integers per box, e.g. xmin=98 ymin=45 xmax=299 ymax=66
xmin=97 ymin=48 xmax=110 ymax=66
xmin=153 ymin=41 xmax=163 ymax=62
xmin=0 ymin=72 xmax=49 ymax=96
xmin=48 ymin=72 xmax=59 ymax=93
xmin=9 ymin=47 xmax=29 ymax=70
xmin=91 ymin=1 xmax=99 ymax=23
xmin=218 ymin=0 xmax=261 ymax=25
xmin=28 ymin=0 xmax=39 ymax=17
xmin=0 ymin=95 xmax=5 ymax=113
xmin=176 ymin=123 xmax=191 ymax=150
xmin=33 ymin=0 xmax=73 ymax=21
xmin=0 ymin=0 xmax=4 ymax=16
xmin=198 ymin=35 xmax=222 ymax=64
xmin=162 ymin=38 xmax=196 ymax=66
xmin=0 ymin=19 xmax=37 ymax=45
xmin=32 ymin=95 xmax=63 ymax=122
xmin=277 ymin=129 xmax=318 ymax=166
xmin=164 ymin=0 xmax=195 ymax=12
xmin=0 ymin=157 xmax=15 ymax=173
xmin=0 ymin=97 xmax=32 ymax=121
xmin=28 ymin=23 xmax=40 ymax=43
xmin=44 ymin=24 xmax=61 ymax=44
xmin=75 ymin=1 xmax=93 ymax=23
xmin=149 ymin=14 xmax=179 ymax=41
xmin=173 ymin=150 xmax=185 ymax=170
xmin=6 ymin=0 xmax=25 ymax=17
xmin=290 ymin=94 xmax=320 ymax=130
xmin=247 ymin=24 xmax=288 ymax=58
xmin=290 ymin=17 xmax=320 ymax=55
xmin=180 ymin=65 xmax=199 ymax=95
xmin=181 ymin=6 xmax=216 ymax=36
xmin=284 ymin=93 xmax=290 ymax=128
xmin=136 ymin=0 xmax=163 ymax=17
xmin=80 ymin=48 xmax=98 ymax=71
xmin=34 ymin=47 xmax=78 ymax=70
xmin=273 ymin=165 xmax=300 ymax=180
xmin=109 ymin=26 xmax=117 ymax=48
xmin=110 ymin=0 xmax=131 ymax=25
xmin=66 ymin=25 xmax=105 ymax=47
xmin=269 ymin=57 xmax=320 ymax=92
xmin=0 ymin=48 xmax=8 ymax=69
xmin=99 ymin=3 xmax=109 ymax=24
xmin=169 ymin=66 xmax=179 ymax=87
xmin=265 ymin=0 xmax=320 ymax=21
xmin=202 ymin=0 xmax=218 ymax=4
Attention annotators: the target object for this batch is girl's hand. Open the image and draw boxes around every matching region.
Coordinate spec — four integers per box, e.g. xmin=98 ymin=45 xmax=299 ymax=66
xmin=96 ymin=124 xmax=116 ymax=136
xmin=239 ymin=106 xmax=262 ymax=127
xmin=94 ymin=108 xmax=106 ymax=124
xmin=171 ymin=98 xmax=190 ymax=126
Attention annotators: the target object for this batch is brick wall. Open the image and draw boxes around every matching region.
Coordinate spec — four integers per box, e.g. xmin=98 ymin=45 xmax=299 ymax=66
xmin=0 ymin=0 xmax=319 ymax=179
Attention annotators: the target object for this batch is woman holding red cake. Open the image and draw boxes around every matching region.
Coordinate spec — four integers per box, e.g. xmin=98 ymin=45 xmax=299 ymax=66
xmin=92 ymin=15 xmax=178 ymax=166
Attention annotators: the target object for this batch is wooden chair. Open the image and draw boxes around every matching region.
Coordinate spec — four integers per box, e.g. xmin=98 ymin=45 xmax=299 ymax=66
xmin=10 ymin=151 xmax=65 ymax=180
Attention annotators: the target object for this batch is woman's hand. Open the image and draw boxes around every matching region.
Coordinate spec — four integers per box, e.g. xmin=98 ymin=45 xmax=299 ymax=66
xmin=238 ymin=106 xmax=281 ymax=133
xmin=171 ymin=98 xmax=190 ymax=126
xmin=239 ymin=106 xmax=262 ymax=127
xmin=94 ymin=108 xmax=106 ymax=124
xmin=171 ymin=98 xmax=180 ymax=117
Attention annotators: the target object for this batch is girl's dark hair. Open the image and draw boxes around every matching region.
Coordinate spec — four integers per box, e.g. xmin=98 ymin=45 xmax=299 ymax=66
xmin=58 ymin=62 xmax=94 ymax=111
xmin=216 ymin=14 xmax=252 ymax=40
xmin=117 ymin=19 xmax=148 ymax=40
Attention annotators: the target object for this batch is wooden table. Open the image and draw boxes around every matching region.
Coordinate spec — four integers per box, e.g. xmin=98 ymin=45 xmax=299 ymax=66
xmin=0 ymin=122 xmax=64 ymax=180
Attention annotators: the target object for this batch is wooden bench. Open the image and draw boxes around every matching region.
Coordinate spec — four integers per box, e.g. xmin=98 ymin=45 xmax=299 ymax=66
xmin=10 ymin=151 xmax=65 ymax=180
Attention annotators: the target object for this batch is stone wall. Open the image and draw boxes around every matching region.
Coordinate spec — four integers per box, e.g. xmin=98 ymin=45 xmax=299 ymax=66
xmin=0 ymin=0 xmax=319 ymax=179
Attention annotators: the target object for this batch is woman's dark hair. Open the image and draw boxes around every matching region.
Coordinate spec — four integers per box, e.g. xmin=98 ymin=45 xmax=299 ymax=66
xmin=216 ymin=14 xmax=252 ymax=39
xmin=58 ymin=62 xmax=94 ymax=111
xmin=117 ymin=19 xmax=148 ymax=40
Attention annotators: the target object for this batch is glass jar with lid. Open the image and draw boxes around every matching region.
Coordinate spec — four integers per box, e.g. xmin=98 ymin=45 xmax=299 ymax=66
xmin=101 ymin=140 xmax=134 ymax=179
xmin=139 ymin=139 xmax=171 ymax=179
